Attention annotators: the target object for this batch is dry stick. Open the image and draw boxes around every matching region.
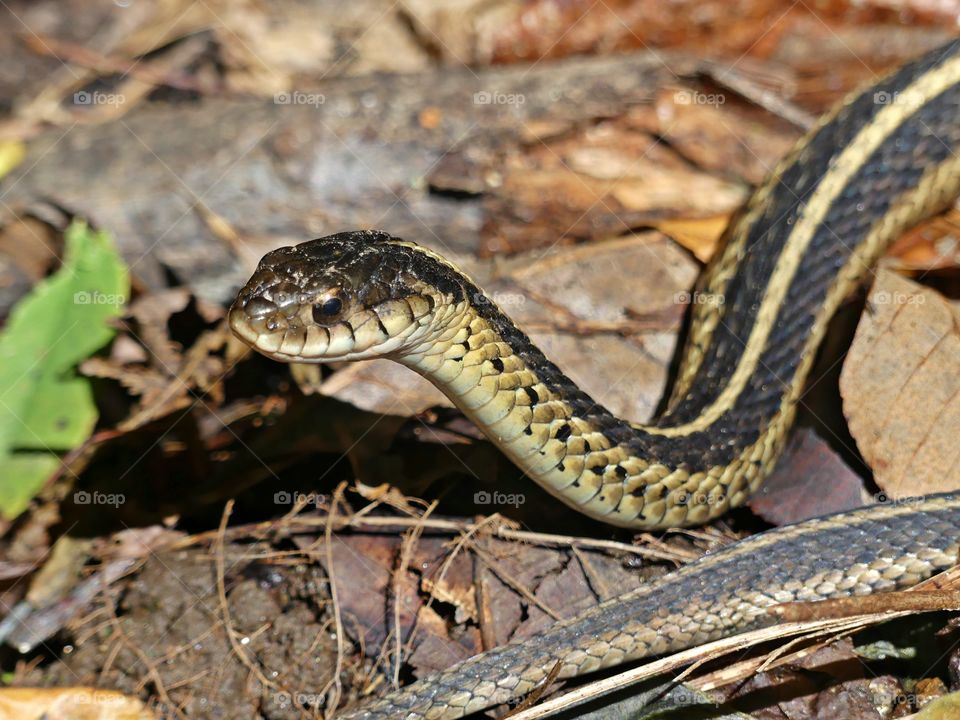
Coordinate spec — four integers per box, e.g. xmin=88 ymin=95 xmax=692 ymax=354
xmin=320 ymin=483 xmax=349 ymax=714
xmin=99 ymin=627 xmax=123 ymax=684
xmin=475 ymin=553 xmax=498 ymax=651
xmin=670 ymin=621 xmax=853 ymax=688
xmin=165 ymin=667 xmax=213 ymax=692
xmin=677 ymin=568 xmax=960 ymax=690
xmin=214 ymin=500 xmax=279 ymax=694
xmin=506 ymin=661 xmax=565 ymax=718
xmin=634 ymin=531 xmax=705 ymax=561
xmin=507 ymin=565 xmax=960 ymax=720
xmin=692 ymin=625 xmax=863 ymax=693
xmin=392 ymin=500 xmax=439 ymax=689
xmin=508 ymin=618 xmax=886 ymax=720
xmin=502 ymin=524 xmax=691 ymax=563
xmin=177 ymin=513 xmax=687 ymax=563
xmin=22 ymin=32 xmax=207 ymax=92
xmin=770 ymin=590 xmax=960 ymax=622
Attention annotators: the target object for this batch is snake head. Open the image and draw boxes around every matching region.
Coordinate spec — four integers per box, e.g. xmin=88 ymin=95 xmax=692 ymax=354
xmin=229 ymin=230 xmax=465 ymax=362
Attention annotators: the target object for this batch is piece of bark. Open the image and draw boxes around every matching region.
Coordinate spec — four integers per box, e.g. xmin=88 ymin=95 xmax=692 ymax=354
xmin=840 ymin=270 xmax=960 ymax=497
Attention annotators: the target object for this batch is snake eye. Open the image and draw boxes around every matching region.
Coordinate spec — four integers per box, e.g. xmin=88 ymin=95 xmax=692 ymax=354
xmin=313 ymin=296 xmax=343 ymax=322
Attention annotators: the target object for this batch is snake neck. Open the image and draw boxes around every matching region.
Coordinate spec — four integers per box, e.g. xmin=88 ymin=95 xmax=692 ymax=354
xmin=398 ymin=299 xmax=747 ymax=528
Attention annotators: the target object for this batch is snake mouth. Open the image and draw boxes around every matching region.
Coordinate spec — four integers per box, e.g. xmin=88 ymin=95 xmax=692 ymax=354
xmin=228 ymin=301 xmax=364 ymax=363
xmin=228 ymin=305 xmax=308 ymax=362
xmin=228 ymin=297 xmax=430 ymax=363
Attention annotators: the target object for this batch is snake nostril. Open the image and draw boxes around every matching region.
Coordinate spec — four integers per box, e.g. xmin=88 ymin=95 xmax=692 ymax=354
xmin=245 ymin=296 xmax=278 ymax=319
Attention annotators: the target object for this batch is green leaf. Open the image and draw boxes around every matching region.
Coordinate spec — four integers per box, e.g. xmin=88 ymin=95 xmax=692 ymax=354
xmin=0 ymin=221 xmax=128 ymax=519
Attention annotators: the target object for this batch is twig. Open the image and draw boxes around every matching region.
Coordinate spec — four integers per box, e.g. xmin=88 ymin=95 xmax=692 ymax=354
xmin=507 ymin=617 xmax=880 ymax=720
xmin=321 ymin=483 xmax=348 ymax=712
xmin=392 ymin=500 xmax=438 ymax=688
xmin=22 ymin=32 xmax=209 ymax=93
xmin=770 ymin=590 xmax=960 ymax=622
xmin=178 ymin=513 xmax=687 ymax=563
xmin=214 ymin=500 xmax=278 ymax=692
xmin=506 ymin=661 xmax=564 ymax=717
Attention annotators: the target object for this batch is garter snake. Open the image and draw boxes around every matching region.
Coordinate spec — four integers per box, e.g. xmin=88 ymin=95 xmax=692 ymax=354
xmin=230 ymin=40 xmax=960 ymax=719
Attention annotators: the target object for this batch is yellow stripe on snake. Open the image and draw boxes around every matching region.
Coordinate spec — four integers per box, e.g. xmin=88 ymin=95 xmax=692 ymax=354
xmin=230 ymin=40 xmax=960 ymax=720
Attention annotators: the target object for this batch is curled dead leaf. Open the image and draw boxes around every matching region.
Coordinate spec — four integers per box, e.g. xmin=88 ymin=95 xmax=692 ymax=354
xmin=840 ymin=271 xmax=960 ymax=497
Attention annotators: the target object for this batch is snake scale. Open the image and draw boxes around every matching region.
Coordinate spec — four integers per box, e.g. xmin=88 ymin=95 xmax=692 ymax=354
xmin=230 ymin=40 xmax=960 ymax=719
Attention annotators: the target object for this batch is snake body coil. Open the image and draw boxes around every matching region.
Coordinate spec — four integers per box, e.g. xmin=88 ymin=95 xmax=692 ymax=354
xmin=230 ymin=40 xmax=960 ymax=720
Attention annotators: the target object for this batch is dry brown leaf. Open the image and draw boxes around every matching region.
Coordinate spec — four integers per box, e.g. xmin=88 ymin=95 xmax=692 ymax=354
xmin=748 ymin=428 xmax=868 ymax=526
xmin=418 ymin=545 xmax=478 ymax=625
xmin=308 ymin=533 xmax=407 ymax=655
xmin=840 ymin=270 xmax=960 ymax=497
xmin=79 ymin=358 xmax=169 ymax=404
xmin=653 ymin=86 xmax=800 ymax=185
xmin=0 ymin=687 xmax=154 ymax=720
xmin=320 ymin=359 xmax=448 ymax=415
xmin=406 ymin=605 xmax=477 ymax=677
xmin=0 ymin=216 xmax=62 ymax=282
xmin=309 ymin=534 xmax=481 ymax=668
xmin=653 ymin=216 xmax=730 ymax=263
xmin=887 ymin=207 xmax=960 ymax=273
xmin=481 ymin=120 xmax=746 ymax=256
